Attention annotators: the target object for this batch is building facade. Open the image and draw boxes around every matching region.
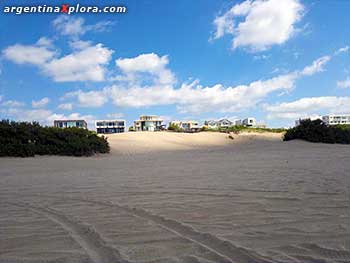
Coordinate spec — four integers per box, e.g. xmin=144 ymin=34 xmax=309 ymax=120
xmin=169 ymin=120 xmax=200 ymax=132
xmin=204 ymin=120 xmax=218 ymax=129
xmin=204 ymin=119 xmax=233 ymax=129
xmin=54 ymin=120 xmax=87 ymax=129
xmin=242 ymin=117 xmax=257 ymax=127
xmin=134 ymin=115 xmax=164 ymax=131
xmin=322 ymin=115 xmax=350 ymax=125
xmin=95 ymin=120 xmax=125 ymax=134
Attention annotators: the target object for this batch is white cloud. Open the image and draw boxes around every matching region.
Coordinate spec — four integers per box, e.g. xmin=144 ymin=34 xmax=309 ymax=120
xmin=2 ymin=38 xmax=56 ymax=66
xmin=53 ymin=16 xmax=114 ymax=38
xmin=58 ymin=103 xmax=73 ymax=110
xmin=32 ymin=97 xmax=50 ymax=108
xmin=3 ymin=40 xmax=113 ymax=82
xmin=212 ymin=0 xmax=304 ymax=51
xmin=264 ymin=96 xmax=350 ymax=120
xmin=334 ymin=46 xmax=349 ymax=55
xmin=300 ymin=56 xmax=331 ymax=76
xmin=44 ymin=44 xmax=113 ymax=82
xmin=115 ymin=53 xmax=176 ymax=85
xmin=1 ymin=100 xmax=25 ymax=107
xmin=62 ymin=89 xmax=108 ymax=107
xmin=106 ymin=112 xmax=124 ymax=119
xmin=61 ymin=53 xmax=331 ymax=114
xmin=69 ymin=40 xmax=93 ymax=50
xmin=337 ymin=78 xmax=350 ymax=89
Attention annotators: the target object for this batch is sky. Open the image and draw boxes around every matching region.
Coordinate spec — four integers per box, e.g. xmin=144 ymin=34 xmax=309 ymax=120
xmin=0 ymin=0 xmax=350 ymax=128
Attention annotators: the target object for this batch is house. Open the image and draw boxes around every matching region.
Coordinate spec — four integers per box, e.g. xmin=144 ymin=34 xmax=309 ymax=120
xmin=134 ymin=115 xmax=163 ymax=131
xmin=204 ymin=120 xmax=218 ymax=129
xmin=322 ymin=115 xmax=350 ymax=125
xmin=204 ymin=119 xmax=233 ymax=129
xmin=95 ymin=120 xmax=125 ymax=134
xmin=217 ymin=119 xmax=232 ymax=128
xmin=54 ymin=120 xmax=87 ymax=129
xmin=235 ymin=119 xmax=242 ymax=126
xmin=242 ymin=117 xmax=257 ymax=127
xmin=169 ymin=120 xmax=200 ymax=132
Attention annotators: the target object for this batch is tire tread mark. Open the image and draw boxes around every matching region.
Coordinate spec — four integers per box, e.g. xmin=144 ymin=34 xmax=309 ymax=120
xmin=9 ymin=202 xmax=129 ymax=263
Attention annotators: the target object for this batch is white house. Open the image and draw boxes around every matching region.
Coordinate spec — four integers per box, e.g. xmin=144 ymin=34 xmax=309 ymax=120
xmin=204 ymin=119 xmax=233 ymax=129
xmin=322 ymin=115 xmax=350 ymax=125
xmin=95 ymin=120 xmax=125 ymax=134
xmin=134 ymin=115 xmax=164 ymax=131
xmin=242 ymin=117 xmax=257 ymax=127
xmin=169 ymin=120 xmax=200 ymax=132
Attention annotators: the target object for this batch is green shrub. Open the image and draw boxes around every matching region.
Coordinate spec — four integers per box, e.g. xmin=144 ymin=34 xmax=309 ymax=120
xmin=284 ymin=119 xmax=350 ymax=144
xmin=168 ymin=123 xmax=184 ymax=132
xmin=0 ymin=120 xmax=110 ymax=157
xmin=128 ymin=126 xmax=135 ymax=132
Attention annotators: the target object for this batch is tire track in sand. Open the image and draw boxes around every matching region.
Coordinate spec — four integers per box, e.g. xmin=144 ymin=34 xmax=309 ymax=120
xmin=9 ymin=202 xmax=129 ymax=263
xmin=64 ymin=197 xmax=274 ymax=263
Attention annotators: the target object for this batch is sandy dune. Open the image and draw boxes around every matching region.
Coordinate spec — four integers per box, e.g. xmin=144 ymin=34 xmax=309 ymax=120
xmin=106 ymin=131 xmax=283 ymax=154
xmin=1 ymin=132 xmax=350 ymax=263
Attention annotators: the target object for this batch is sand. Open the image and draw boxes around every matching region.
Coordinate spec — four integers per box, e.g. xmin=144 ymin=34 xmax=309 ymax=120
xmin=1 ymin=132 xmax=350 ymax=263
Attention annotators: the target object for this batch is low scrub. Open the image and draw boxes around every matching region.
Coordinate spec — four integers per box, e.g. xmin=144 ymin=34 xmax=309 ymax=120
xmin=0 ymin=120 xmax=110 ymax=157
xmin=201 ymin=125 xmax=285 ymax=134
xmin=168 ymin=123 xmax=184 ymax=132
xmin=284 ymin=119 xmax=350 ymax=144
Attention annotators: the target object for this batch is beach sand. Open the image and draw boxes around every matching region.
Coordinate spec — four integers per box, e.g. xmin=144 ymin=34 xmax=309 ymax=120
xmin=1 ymin=132 xmax=350 ymax=263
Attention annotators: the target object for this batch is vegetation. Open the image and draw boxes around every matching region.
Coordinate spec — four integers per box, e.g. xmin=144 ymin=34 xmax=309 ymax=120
xmin=128 ymin=126 xmax=135 ymax=132
xmin=284 ymin=119 xmax=350 ymax=144
xmin=168 ymin=123 xmax=184 ymax=132
xmin=0 ymin=120 xmax=110 ymax=157
xmin=201 ymin=125 xmax=286 ymax=134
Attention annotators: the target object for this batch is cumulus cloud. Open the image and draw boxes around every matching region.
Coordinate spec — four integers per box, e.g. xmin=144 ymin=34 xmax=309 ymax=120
xmin=3 ymin=39 xmax=113 ymax=82
xmin=115 ymin=53 xmax=176 ymax=85
xmin=58 ymin=103 xmax=73 ymax=110
xmin=337 ymin=78 xmax=350 ymax=89
xmin=334 ymin=46 xmax=349 ymax=55
xmin=60 ymin=53 xmax=332 ymax=114
xmin=264 ymin=96 xmax=350 ymax=120
xmin=300 ymin=56 xmax=331 ymax=76
xmin=44 ymin=44 xmax=113 ymax=82
xmin=52 ymin=16 xmax=114 ymax=38
xmin=212 ymin=0 xmax=304 ymax=51
xmin=106 ymin=112 xmax=124 ymax=119
xmin=32 ymin=97 xmax=50 ymax=108
xmin=106 ymin=71 xmax=298 ymax=113
xmin=1 ymin=100 xmax=25 ymax=107
xmin=62 ymin=89 xmax=109 ymax=107
xmin=2 ymin=38 xmax=56 ymax=66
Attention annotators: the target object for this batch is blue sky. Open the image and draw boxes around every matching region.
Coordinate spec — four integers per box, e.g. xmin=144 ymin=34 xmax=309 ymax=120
xmin=0 ymin=0 xmax=349 ymax=128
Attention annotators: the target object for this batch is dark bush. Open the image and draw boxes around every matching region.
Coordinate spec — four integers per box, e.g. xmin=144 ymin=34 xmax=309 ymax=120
xmin=284 ymin=119 xmax=350 ymax=144
xmin=0 ymin=120 xmax=110 ymax=157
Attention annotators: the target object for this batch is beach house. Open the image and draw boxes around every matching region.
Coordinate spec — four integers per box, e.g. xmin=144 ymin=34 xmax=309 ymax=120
xmin=95 ymin=120 xmax=126 ymax=134
xmin=322 ymin=115 xmax=350 ymax=125
xmin=134 ymin=115 xmax=164 ymax=131
xmin=242 ymin=117 xmax=257 ymax=127
xmin=169 ymin=120 xmax=200 ymax=132
xmin=54 ymin=120 xmax=87 ymax=129
xmin=204 ymin=119 xmax=233 ymax=129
